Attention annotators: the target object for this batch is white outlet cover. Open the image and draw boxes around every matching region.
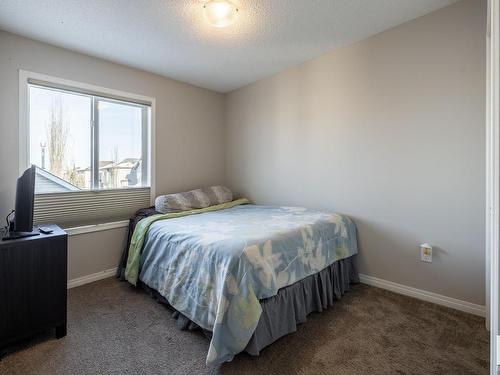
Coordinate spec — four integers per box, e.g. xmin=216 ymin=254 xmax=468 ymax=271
xmin=421 ymin=246 xmax=432 ymax=263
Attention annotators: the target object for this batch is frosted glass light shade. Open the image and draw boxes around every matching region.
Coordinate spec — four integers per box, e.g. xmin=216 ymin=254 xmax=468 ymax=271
xmin=203 ymin=0 xmax=238 ymax=28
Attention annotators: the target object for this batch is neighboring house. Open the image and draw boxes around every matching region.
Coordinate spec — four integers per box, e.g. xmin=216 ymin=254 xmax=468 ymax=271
xmin=75 ymin=161 xmax=113 ymax=190
xmin=115 ymin=158 xmax=141 ymax=188
xmin=75 ymin=158 xmax=141 ymax=190
xmin=35 ymin=167 xmax=81 ymax=194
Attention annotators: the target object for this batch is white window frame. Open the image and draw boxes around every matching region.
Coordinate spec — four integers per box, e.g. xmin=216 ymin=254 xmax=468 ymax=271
xmin=18 ymin=70 xmax=156 ymax=233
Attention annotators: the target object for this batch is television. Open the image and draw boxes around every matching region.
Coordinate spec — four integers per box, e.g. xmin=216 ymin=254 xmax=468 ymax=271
xmin=2 ymin=165 xmax=39 ymax=240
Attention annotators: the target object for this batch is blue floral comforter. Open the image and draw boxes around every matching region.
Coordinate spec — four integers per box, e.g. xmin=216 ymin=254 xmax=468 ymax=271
xmin=138 ymin=203 xmax=358 ymax=364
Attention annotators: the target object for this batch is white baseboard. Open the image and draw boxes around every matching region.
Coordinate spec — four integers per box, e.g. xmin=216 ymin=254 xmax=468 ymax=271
xmin=67 ymin=267 xmax=118 ymax=289
xmin=66 ymin=269 xmax=485 ymax=317
xmin=358 ymin=273 xmax=486 ymax=317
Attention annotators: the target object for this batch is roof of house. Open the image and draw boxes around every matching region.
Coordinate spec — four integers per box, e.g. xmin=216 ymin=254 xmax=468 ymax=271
xmin=75 ymin=161 xmax=114 ymax=172
xmin=99 ymin=158 xmax=140 ymax=170
xmin=116 ymin=158 xmax=140 ymax=168
xmin=35 ymin=167 xmax=81 ymax=193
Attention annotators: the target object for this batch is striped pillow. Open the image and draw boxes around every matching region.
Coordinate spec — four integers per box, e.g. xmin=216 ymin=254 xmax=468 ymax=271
xmin=154 ymin=186 xmax=233 ymax=213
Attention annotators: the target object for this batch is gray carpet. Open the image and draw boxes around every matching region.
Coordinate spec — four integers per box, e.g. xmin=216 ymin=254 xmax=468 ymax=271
xmin=0 ymin=278 xmax=488 ymax=375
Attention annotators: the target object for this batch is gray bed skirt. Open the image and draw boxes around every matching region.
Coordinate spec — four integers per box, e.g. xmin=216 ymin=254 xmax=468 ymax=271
xmin=140 ymin=254 xmax=359 ymax=357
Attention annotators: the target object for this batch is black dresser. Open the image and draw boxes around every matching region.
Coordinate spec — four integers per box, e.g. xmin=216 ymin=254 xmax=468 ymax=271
xmin=0 ymin=224 xmax=67 ymax=352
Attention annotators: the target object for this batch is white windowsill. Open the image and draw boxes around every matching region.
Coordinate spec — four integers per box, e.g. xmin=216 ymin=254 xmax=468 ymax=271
xmin=64 ymin=220 xmax=129 ymax=236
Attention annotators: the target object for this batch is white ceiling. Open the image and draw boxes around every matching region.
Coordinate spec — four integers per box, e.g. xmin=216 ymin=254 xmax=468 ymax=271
xmin=0 ymin=0 xmax=458 ymax=93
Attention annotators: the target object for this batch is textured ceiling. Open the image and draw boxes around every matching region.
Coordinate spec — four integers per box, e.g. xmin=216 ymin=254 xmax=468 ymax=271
xmin=0 ymin=0 xmax=459 ymax=93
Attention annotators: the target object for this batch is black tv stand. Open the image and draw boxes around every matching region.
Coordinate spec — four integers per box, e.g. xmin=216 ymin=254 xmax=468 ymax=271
xmin=1 ymin=229 xmax=40 ymax=241
xmin=0 ymin=224 xmax=67 ymax=353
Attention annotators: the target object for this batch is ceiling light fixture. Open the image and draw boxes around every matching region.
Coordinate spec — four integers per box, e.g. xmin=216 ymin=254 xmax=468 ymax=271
xmin=203 ymin=0 xmax=238 ymax=28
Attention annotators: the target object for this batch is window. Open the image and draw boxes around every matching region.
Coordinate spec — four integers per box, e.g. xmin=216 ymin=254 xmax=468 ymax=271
xmin=20 ymin=71 xmax=155 ymax=227
xmin=29 ymin=84 xmax=150 ymax=192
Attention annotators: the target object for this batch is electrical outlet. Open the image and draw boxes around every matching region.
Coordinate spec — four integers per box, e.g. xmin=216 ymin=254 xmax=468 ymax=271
xmin=420 ymin=243 xmax=432 ymax=263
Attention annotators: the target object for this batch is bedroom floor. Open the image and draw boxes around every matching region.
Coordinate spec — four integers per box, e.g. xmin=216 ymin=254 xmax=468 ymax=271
xmin=0 ymin=278 xmax=488 ymax=375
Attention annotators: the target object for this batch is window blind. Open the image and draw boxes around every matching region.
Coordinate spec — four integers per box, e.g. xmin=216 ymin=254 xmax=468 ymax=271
xmin=33 ymin=188 xmax=151 ymax=228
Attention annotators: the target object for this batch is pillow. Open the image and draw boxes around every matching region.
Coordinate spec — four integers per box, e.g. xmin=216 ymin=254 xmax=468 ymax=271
xmin=155 ymin=186 xmax=233 ymax=214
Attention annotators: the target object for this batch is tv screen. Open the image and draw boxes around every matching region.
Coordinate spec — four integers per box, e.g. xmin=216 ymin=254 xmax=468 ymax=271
xmin=14 ymin=165 xmax=36 ymax=233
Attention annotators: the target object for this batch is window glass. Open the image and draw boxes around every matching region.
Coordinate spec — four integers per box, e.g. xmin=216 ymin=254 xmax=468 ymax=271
xmin=98 ymin=100 xmax=145 ymax=189
xmin=29 ymin=86 xmax=91 ymax=191
xmin=28 ymin=84 xmax=150 ymax=193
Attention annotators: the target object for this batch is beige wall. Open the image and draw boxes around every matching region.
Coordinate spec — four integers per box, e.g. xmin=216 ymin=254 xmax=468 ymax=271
xmin=68 ymin=228 xmax=127 ymax=280
xmin=225 ymin=0 xmax=486 ymax=305
xmin=0 ymin=31 xmax=225 ymax=280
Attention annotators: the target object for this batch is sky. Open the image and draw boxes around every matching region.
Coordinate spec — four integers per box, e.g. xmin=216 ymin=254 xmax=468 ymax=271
xmin=29 ymin=86 xmax=144 ymax=171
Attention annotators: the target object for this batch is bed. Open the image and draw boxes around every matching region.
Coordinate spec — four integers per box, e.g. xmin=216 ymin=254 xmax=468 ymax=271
xmin=119 ymin=198 xmax=359 ymax=365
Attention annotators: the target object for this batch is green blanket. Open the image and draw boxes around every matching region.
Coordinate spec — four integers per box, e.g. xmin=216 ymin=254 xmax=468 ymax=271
xmin=124 ymin=198 xmax=251 ymax=285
